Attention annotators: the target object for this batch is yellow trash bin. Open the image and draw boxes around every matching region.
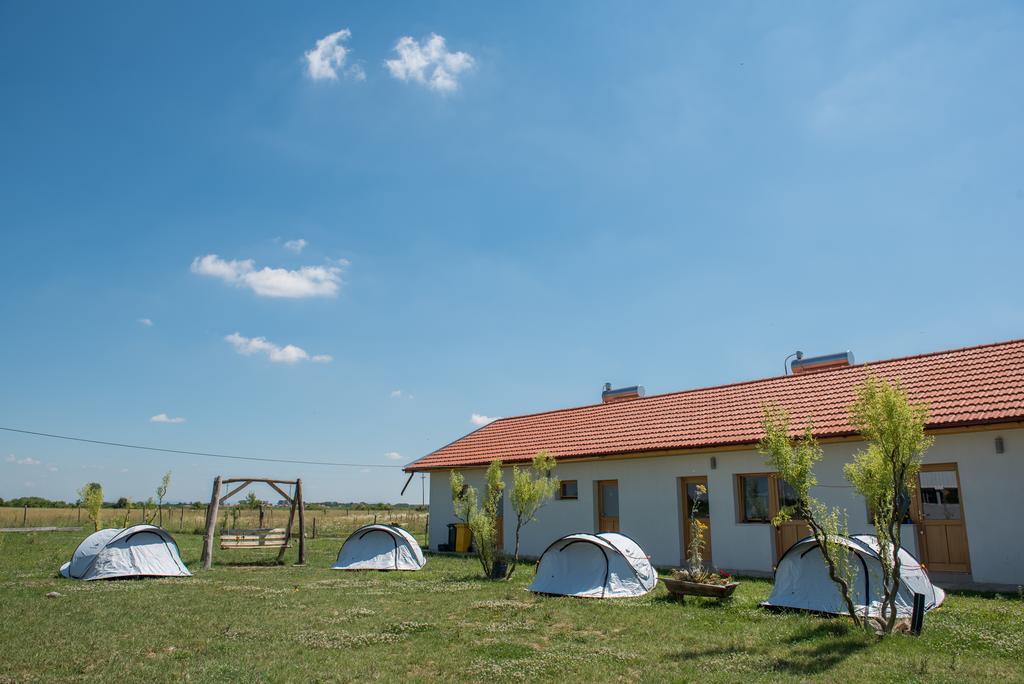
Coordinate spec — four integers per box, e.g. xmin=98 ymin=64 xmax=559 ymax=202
xmin=454 ymin=523 xmax=472 ymax=553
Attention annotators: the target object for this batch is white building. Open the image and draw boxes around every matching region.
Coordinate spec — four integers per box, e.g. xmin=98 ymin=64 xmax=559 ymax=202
xmin=406 ymin=339 xmax=1024 ymax=590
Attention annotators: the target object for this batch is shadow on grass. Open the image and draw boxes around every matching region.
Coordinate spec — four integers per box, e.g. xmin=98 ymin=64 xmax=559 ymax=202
xmin=215 ymin=558 xmax=286 ymax=567
xmin=652 ymin=594 xmax=732 ymax=609
xmin=662 ymin=618 xmax=872 ymax=676
xmin=439 ymin=572 xmax=507 ymax=584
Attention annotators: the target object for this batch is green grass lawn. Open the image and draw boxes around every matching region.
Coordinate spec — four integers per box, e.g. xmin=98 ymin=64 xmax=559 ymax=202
xmin=1 ymin=531 xmax=1022 ymax=682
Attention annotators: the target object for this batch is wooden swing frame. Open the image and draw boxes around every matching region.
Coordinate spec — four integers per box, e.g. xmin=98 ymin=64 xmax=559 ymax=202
xmin=200 ymin=476 xmax=306 ymax=568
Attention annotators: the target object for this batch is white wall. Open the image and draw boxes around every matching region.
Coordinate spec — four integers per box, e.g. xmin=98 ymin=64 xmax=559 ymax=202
xmin=427 ymin=427 xmax=1024 ymax=586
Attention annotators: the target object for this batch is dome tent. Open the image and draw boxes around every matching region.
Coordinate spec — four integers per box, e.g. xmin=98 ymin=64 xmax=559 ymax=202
xmin=332 ymin=524 xmax=426 ymax=571
xmin=763 ymin=534 xmax=945 ymax=617
xmin=59 ymin=525 xmax=191 ymax=580
xmin=529 ymin=532 xmax=658 ymax=598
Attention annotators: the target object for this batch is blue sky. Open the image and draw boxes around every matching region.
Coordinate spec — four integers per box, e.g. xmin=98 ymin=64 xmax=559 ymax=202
xmin=2 ymin=2 xmax=1022 ymax=505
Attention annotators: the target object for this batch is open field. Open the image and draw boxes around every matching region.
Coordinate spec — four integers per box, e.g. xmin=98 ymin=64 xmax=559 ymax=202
xmin=0 ymin=507 xmax=428 ymax=543
xmin=1 ymin=531 xmax=1023 ymax=682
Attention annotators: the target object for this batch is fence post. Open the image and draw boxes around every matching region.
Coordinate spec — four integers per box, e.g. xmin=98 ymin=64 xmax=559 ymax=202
xmin=23 ymin=505 xmax=28 ymax=526
xmin=77 ymin=506 xmax=81 ymax=523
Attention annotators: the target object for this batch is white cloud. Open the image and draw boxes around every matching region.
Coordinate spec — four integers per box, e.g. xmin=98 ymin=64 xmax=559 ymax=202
xmin=138 ymin=318 xmax=154 ymax=327
xmin=150 ymin=413 xmax=186 ymax=424
xmin=191 ymin=254 xmax=344 ymax=298
xmin=305 ymin=28 xmax=353 ymax=81
xmin=384 ymin=451 xmax=402 ymax=461
xmin=284 ymin=238 xmax=307 ymax=253
xmin=386 ymin=33 xmax=474 ymax=93
xmin=470 ymin=413 xmax=499 ymax=426
xmin=390 ymin=389 xmax=404 ymax=398
xmin=347 ymin=63 xmax=367 ymax=81
xmin=47 ymin=465 xmax=58 ymax=472
xmin=225 ymin=332 xmax=332 ymax=365
xmin=6 ymin=454 xmax=41 ymax=465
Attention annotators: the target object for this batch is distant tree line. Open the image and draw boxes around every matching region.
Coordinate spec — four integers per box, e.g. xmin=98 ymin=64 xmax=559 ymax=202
xmin=0 ymin=496 xmax=426 ymax=511
xmin=0 ymin=496 xmax=76 ymax=508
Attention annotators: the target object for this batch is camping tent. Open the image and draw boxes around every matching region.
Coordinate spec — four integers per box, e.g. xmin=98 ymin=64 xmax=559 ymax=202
xmin=528 ymin=532 xmax=657 ymax=598
xmin=332 ymin=524 xmax=426 ymax=571
xmin=763 ymin=534 xmax=946 ymax=617
xmin=59 ymin=525 xmax=191 ymax=580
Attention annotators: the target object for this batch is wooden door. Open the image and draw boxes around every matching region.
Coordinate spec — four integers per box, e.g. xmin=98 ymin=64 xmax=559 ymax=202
xmin=681 ymin=477 xmax=711 ymax=567
xmin=772 ymin=477 xmax=810 ymax=563
xmin=915 ymin=464 xmax=970 ymax=573
xmin=597 ymin=480 xmax=619 ymax=533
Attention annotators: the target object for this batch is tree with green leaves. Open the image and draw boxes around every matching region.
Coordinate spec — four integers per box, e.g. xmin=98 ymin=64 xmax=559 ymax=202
xmin=450 ymin=460 xmax=505 ymax=578
xmin=78 ymin=482 xmax=104 ymax=532
xmin=507 ymin=451 xmax=559 ymax=579
xmin=156 ymin=471 xmax=172 ymax=526
xmin=759 ymin=408 xmax=862 ymax=627
xmin=845 ymin=377 xmax=933 ymax=634
xmin=243 ymin=491 xmax=262 ymax=510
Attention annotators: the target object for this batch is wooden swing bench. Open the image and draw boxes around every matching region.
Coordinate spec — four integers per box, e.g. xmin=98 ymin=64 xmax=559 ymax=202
xmin=201 ymin=477 xmax=307 ymax=568
xmin=220 ymin=528 xmax=290 ymax=550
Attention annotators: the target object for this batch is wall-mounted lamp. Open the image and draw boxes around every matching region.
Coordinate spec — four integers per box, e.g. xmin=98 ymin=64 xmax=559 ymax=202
xmin=709 ymin=456 xmax=717 ymax=470
xmin=995 ymin=436 xmax=1005 ymax=454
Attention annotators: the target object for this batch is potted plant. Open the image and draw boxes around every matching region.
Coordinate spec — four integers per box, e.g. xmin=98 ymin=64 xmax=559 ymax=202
xmin=662 ymin=484 xmax=739 ymax=600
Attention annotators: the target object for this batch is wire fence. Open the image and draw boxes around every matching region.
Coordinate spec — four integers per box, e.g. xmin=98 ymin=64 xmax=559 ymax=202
xmin=0 ymin=506 xmax=430 ymax=545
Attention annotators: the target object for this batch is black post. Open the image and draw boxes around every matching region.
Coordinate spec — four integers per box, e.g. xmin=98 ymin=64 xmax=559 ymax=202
xmin=910 ymin=592 xmax=926 ymax=636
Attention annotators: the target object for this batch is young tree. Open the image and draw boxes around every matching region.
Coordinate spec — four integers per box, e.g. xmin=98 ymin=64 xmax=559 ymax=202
xmin=450 ymin=460 xmax=505 ymax=578
xmin=78 ymin=482 xmax=104 ymax=532
xmin=143 ymin=497 xmax=158 ymax=524
xmin=845 ymin=377 xmax=933 ymax=634
xmin=686 ymin=484 xmax=710 ymax=581
xmin=507 ymin=451 xmax=559 ymax=579
xmin=243 ymin=491 xmax=262 ymax=510
xmin=760 ymin=408 xmax=862 ymax=627
xmin=156 ymin=471 xmax=172 ymax=526
xmin=118 ymin=497 xmax=133 ymax=528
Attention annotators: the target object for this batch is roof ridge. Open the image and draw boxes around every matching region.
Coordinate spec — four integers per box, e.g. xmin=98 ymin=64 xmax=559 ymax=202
xmin=406 ymin=337 xmax=1024 ymax=471
xmin=468 ymin=337 xmax=1024 ymax=426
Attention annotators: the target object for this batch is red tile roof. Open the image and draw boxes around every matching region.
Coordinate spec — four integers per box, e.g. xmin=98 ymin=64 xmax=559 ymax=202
xmin=405 ymin=339 xmax=1024 ymax=471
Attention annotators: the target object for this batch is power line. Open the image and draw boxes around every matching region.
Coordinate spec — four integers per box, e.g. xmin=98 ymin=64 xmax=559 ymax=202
xmin=0 ymin=426 xmax=404 ymax=469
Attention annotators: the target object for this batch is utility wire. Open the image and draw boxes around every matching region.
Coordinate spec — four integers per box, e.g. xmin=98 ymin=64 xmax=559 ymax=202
xmin=0 ymin=426 xmax=404 ymax=469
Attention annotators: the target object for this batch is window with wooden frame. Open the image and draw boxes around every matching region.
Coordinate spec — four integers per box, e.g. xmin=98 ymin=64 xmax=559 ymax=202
xmin=559 ymin=480 xmax=578 ymax=500
xmin=737 ymin=474 xmax=772 ymax=523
